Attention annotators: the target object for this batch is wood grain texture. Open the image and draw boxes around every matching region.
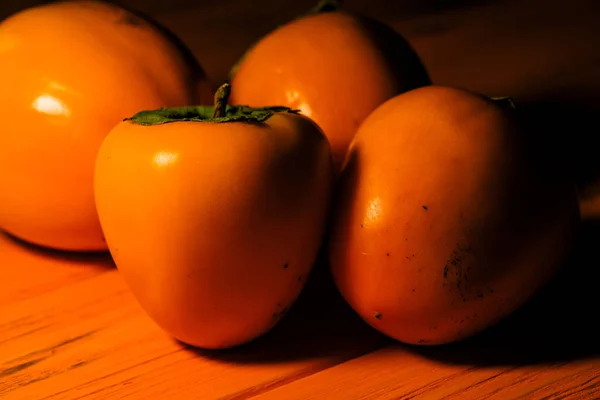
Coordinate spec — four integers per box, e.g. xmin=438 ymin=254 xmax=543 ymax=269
xmin=1 ymin=0 xmax=600 ymax=398
xmin=0 ymin=234 xmax=389 ymax=400
xmin=254 ymin=347 xmax=600 ymax=400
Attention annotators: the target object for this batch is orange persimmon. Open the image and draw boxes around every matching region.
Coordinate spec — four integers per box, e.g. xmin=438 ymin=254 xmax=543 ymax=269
xmin=0 ymin=0 xmax=213 ymax=251
xmin=229 ymin=0 xmax=429 ymax=172
xmin=328 ymin=85 xmax=579 ymax=345
xmin=93 ymin=84 xmax=334 ymax=349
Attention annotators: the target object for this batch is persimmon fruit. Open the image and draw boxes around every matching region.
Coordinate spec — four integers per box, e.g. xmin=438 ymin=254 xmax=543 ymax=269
xmin=328 ymin=85 xmax=580 ymax=345
xmin=229 ymin=0 xmax=430 ymax=172
xmin=94 ymin=84 xmax=334 ymax=349
xmin=0 ymin=0 xmax=213 ymax=251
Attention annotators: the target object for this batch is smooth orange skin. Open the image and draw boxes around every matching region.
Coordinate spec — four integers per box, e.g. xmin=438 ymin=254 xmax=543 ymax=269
xmin=94 ymin=113 xmax=334 ymax=349
xmin=329 ymin=86 xmax=580 ymax=346
xmin=0 ymin=0 xmax=213 ymax=251
xmin=229 ymin=11 xmax=429 ymax=172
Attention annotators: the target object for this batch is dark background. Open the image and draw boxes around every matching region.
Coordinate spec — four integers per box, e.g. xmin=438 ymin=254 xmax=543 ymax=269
xmin=2 ymin=0 xmax=599 ymax=98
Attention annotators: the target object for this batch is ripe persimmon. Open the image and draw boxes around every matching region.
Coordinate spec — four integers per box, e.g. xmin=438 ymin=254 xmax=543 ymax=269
xmin=94 ymin=84 xmax=334 ymax=349
xmin=0 ymin=0 xmax=213 ymax=251
xmin=229 ymin=0 xmax=429 ymax=172
xmin=328 ymin=85 xmax=579 ymax=345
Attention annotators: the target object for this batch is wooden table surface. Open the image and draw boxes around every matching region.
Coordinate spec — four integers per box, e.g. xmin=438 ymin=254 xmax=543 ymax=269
xmin=2 ymin=0 xmax=600 ymax=399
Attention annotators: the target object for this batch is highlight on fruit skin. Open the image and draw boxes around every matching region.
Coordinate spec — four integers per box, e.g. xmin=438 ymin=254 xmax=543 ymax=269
xmin=0 ymin=0 xmax=213 ymax=252
xmin=228 ymin=0 xmax=430 ymax=172
xmin=94 ymin=84 xmax=335 ymax=349
xmin=328 ymin=85 xmax=580 ymax=346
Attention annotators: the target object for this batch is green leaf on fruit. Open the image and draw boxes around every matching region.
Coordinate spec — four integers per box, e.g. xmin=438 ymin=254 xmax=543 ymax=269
xmin=124 ymin=105 xmax=300 ymax=126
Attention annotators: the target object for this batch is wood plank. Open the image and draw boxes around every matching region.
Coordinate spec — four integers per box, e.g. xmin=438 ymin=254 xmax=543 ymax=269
xmin=0 ymin=234 xmax=388 ymax=399
xmin=252 ymin=346 xmax=600 ymax=399
xmin=0 ymin=234 xmax=113 ymax=308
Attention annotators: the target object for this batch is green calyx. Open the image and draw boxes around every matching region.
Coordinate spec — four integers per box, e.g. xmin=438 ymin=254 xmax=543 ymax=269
xmin=125 ymin=83 xmax=299 ymax=126
xmin=490 ymin=96 xmax=516 ymax=111
xmin=124 ymin=105 xmax=300 ymax=126
xmin=308 ymin=0 xmax=342 ymax=14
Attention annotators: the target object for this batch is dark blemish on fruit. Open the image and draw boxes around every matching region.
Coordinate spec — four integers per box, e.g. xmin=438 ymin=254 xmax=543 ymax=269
xmin=117 ymin=13 xmax=143 ymax=26
xmin=273 ymin=306 xmax=289 ymax=320
xmin=418 ymin=339 xmax=426 ymax=344
xmin=422 ymin=205 xmax=428 ymax=210
xmin=405 ymin=256 xmax=411 ymax=261
xmin=373 ymin=312 xmax=382 ymax=320
xmin=298 ymin=275 xmax=302 ymax=282
xmin=386 ymin=252 xmax=390 ymax=257
xmin=405 ymin=238 xmax=408 ymax=241
xmin=277 ymin=302 xmax=281 ymax=307
xmin=443 ymin=243 xmax=477 ymax=302
xmin=361 ymin=224 xmax=364 ymax=228
xmin=412 ymin=289 xmax=415 ymax=292
xmin=283 ymin=263 xmax=288 ymax=269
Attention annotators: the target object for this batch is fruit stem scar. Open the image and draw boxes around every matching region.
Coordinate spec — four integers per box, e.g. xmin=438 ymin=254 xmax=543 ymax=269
xmin=212 ymin=83 xmax=231 ymax=118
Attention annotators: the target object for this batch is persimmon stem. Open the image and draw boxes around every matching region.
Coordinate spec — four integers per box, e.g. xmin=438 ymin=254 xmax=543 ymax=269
xmin=490 ymin=96 xmax=516 ymax=111
xmin=212 ymin=83 xmax=231 ymax=118
xmin=310 ymin=0 xmax=342 ymax=13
